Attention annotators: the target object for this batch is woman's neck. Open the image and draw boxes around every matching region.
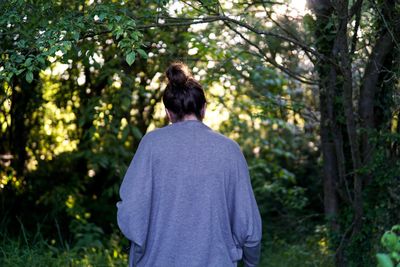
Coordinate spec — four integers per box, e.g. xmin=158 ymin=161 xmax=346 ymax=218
xmin=171 ymin=114 xmax=202 ymax=123
xmin=182 ymin=114 xmax=199 ymax=121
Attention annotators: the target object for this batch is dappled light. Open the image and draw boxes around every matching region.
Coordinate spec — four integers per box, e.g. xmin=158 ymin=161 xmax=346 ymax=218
xmin=1 ymin=0 xmax=399 ymax=266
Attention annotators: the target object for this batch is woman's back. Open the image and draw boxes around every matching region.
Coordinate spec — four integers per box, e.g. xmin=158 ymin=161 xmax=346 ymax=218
xmin=142 ymin=120 xmax=243 ymax=266
xmin=117 ymin=62 xmax=261 ymax=267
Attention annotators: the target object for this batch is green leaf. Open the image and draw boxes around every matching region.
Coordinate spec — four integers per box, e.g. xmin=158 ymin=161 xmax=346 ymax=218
xmin=72 ymin=31 xmax=80 ymax=42
xmin=391 ymin=252 xmax=400 ymax=261
xmin=125 ymin=51 xmax=136 ymax=66
xmin=25 ymin=57 xmax=33 ymax=67
xmin=16 ymin=69 xmax=24 ymax=75
xmin=137 ymin=48 xmax=147 ymax=59
xmin=392 ymin=225 xmax=400 ymax=232
xmin=114 ymin=27 xmax=123 ymax=39
xmin=121 ymin=97 xmax=131 ymax=111
xmin=63 ymin=41 xmax=72 ymax=51
xmin=121 ymin=126 xmax=129 ymax=141
xmin=26 ymin=71 xmax=33 ymax=83
xmin=377 ymin=254 xmax=394 ymax=267
xmin=130 ymin=125 xmax=143 ymax=139
xmin=99 ymin=13 xmax=106 ymax=21
xmin=303 ymin=14 xmax=315 ymax=32
xmin=130 ymin=32 xmax=138 ymax=41
xmin=382 ymin=232 xmax=398 ymax=250
xmin=37 ymin=56 xmax=46 ymax=65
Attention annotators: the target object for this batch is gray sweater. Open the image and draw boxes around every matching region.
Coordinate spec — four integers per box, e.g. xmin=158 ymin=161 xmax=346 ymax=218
xmin=117 ymin=119 xmax=262 ymax=267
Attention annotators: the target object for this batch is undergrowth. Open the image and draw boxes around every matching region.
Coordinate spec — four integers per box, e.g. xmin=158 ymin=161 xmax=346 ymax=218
xmin=0 ymin=236 xmax=334 ymax=267
xmin=0 ymin=222 xmax=335 ymax=266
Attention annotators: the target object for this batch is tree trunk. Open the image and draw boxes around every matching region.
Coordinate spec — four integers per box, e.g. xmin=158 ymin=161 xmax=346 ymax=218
xmin=9 ymin=76 xmax=39 ymax=177
xmin=359 ymin=0 xmax=398 ymax=186
xmin=311 ymin=1 xmax=345 ymax=265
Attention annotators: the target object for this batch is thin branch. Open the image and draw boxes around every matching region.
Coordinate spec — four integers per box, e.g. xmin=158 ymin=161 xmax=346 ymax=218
xmin=350 ymin=0 xmax=363 ymax=54
xmin=201 ymin=0 xmax=302 ymax=82
xmin=335 ymin=221 xmax=355 ymax=257
xmin=226 ymin=21 xmax=317 ymax=85
xmin=239 ymin=0 xmax=286 ymax=6
xmin=349 ymin=0 xmax=363 ymax=18
xmin=371 ymin=0 xmax=400 ymax=51
xmin=264 ymin=10 xmax=316 ymax=64
xmin=136 ymin=15 xmax=327 ymax=61
xmin=180 ymin=0 xmax=205 ymax=13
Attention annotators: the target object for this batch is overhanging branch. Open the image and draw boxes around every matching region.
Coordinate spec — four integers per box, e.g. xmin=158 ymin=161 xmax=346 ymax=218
xmin=135 ymin=15 xmax=326 ymax=60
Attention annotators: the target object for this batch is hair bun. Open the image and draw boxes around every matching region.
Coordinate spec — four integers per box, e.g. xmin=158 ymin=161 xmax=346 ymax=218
xmin=166 ymin=62 xmax=192 ymax=88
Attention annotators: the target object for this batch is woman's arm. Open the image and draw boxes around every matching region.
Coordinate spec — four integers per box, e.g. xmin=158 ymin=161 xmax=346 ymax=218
xmin=116 ymin=133 xmax=153 ymax=261
xmin=229 ymin=142 xmax=263 ymax=267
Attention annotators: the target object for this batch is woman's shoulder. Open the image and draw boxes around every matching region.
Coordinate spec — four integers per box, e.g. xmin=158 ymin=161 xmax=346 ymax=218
xmin=141 ymin=123 xmax=242 ymax=153
xmin=197 ymin=127 xmax=244 ymax=156
xmin=138 ymin=125 xmax=174 ymax=146
xmin=207 ymin=129 xmax=239 ymax=147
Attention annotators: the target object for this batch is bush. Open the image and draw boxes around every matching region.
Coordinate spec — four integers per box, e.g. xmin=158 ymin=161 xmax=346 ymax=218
xmin=376 ymin=225 xmax=400 ymax=267
xmin=0 ymin=228 xmax=128 ymax=267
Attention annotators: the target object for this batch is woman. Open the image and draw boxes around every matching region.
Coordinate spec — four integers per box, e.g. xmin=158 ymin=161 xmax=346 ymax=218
xmin=117 ymin=62 xmax=262 ymax=267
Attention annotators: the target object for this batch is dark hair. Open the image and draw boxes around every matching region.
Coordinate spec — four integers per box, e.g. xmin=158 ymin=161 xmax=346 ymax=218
xmin=162 ymin=62 xmax=206 ymax=121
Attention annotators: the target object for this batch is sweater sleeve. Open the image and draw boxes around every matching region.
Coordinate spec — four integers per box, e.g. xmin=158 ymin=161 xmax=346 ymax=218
xmin=229 ymin=142 xmax=262 ymax=267
xmin=116 ymin=133 xmax=153 ymax=261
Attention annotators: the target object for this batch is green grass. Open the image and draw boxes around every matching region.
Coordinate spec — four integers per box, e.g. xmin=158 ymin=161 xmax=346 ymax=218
xmin=0 ymin=223 xmax=334 ymax=267
xmin=0 ymin=230 xmax=127 ymax=267
xmin=260 ymin=240 xmax=335 ymax=267
xmin=0 ymin=238 xmax=335 ymax=267
xmin=0 ymin=239 xmax=127 ymax=267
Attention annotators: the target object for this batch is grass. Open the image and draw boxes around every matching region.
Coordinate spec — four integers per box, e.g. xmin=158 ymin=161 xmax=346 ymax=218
xmin=0 ymin=238 xmax=127 ymax=267
xmin=0 ymin=221 xmax=335 ymax=267
xmin=0 ymin=226 xmax=128 ymax=267
xmin=260 ymin=240 xmax=335 ymax=267
xmin=0 ymin=237 xmax=335 ymax=267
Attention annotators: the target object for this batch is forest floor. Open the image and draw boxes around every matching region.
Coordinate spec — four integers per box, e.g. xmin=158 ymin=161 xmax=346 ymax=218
xmin=0 ymin=236 xmax=334 ymax=267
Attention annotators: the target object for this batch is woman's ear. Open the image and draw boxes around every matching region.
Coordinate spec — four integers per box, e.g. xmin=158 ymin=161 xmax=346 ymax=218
xmin=165 ymin=108 xmax=177 ymax=122
xmin=165 ymin=108 xmax=172 ymax=122
xmin=201 ymin=103 xmax=207 ymax=119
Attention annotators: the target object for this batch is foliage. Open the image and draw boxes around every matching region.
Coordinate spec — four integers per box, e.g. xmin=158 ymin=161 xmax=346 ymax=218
xmin=0 ymin=0 xmax=144 ymax=84
xmin=341 ymin=130 xmax=400 ymax=265
xmin=1 ymin=0 xmax=399 ymax=266
xmin=261 ymin=238 xmax=334 ymax=267
xmin=0 ymin=229 xmax=128 ymax=267
xmin=0 ymin=225 xmax=335 ymax=267
xmin=376 ymin=225 xmax=400 ymax=267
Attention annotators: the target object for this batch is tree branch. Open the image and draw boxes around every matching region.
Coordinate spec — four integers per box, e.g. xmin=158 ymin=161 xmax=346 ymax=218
xmin=350 ymin=0 xmax=363 ymax=54
xmin=349 ymin=0 xmax=363 ymax=18
xmin=224 ymin=20 xmax=317 ymax=85
xmin=135 ymin=15 xmax=326 ymax=61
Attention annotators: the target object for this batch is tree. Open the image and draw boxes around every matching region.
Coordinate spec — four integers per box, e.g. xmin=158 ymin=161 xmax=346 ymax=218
xmin=140 ymin=0 xmax=400 ymax=265
xmin=0 ymin=0 xmax=145 ymax=238
xmin=1 ymin=0 xmax=399 ymax=265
